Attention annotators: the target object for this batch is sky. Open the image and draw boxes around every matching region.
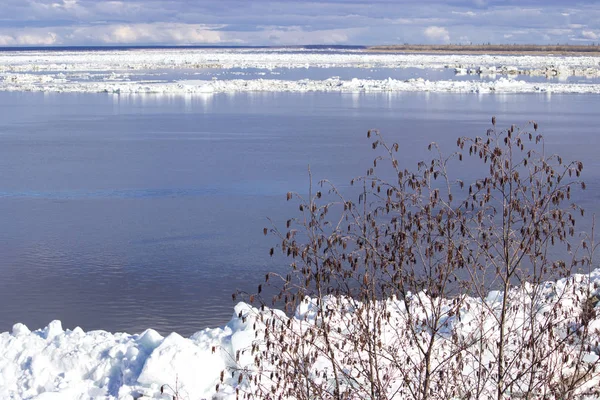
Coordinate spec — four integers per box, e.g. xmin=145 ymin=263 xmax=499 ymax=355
xmin=0 ymin=0 xmax=599 ymax=47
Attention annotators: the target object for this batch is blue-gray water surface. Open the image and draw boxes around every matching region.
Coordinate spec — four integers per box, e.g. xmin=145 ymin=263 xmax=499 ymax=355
xmin=0 ymin=91 xmax=599 ymax=336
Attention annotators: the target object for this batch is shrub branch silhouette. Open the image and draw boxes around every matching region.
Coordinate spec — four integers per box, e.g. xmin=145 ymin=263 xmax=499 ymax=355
xmin=221 ymin=118 xmax=600 ymax=400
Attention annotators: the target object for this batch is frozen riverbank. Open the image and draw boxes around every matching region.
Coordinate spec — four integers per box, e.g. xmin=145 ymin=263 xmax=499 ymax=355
xmin=2 ymin=268 xmax=600 ymax=399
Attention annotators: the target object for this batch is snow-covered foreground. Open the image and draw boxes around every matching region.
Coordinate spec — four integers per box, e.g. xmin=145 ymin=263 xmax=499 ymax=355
xmin=0 ymin=310 xmax=243 ymax=399
xmin=2 ymin=269 xmax=600 ymax=399
xmin=1 ymin=48 xmax=600 ymax=94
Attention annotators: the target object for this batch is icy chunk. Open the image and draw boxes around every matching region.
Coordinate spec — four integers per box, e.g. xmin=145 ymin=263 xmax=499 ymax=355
xmin=42 ymin=320 xmax=63 ymax=340
xmin=136 ymin=329 xmax=163 ymax=352
xmin=12 ymin=323 xmax=30 ymax=337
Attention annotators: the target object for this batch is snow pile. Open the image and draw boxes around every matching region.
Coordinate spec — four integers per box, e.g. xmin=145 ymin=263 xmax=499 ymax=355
xmin=2 ymin=269 xmax=600 ymax=399
xmin=4 ymin=76 xmax=600 ymax=94
xmin=0 ymin=303 xmax=258 ymax=399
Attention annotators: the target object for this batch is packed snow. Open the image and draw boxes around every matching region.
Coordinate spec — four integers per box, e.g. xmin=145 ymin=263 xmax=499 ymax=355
xmin=2 ymin=269 xmax=600 ymax=399
xmin=1 ymin=48 xmax=600 ymax=94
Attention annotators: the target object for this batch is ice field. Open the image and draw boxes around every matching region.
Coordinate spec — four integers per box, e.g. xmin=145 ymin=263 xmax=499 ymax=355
xmin=2 ymin=48 xmax=600 ymax=93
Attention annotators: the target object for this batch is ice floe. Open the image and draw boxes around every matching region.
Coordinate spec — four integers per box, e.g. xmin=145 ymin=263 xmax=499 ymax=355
xmin=0 ymin=48 xmax=599 ymax=73
xmin=3 ymin=75 xmax=600 ymax=94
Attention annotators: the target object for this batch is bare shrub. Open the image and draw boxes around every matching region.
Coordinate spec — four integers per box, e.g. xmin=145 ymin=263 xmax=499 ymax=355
xmin=220 ymin=118 xmax=600 ymax=400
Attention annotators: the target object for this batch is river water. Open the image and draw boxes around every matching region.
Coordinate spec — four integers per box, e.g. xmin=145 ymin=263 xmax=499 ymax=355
xmin=0 ymin=91 xmax=598 ymax=335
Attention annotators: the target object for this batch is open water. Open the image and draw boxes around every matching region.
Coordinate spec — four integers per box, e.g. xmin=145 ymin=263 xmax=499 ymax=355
xmin=0 ymin=91 xmax=599 ymax=335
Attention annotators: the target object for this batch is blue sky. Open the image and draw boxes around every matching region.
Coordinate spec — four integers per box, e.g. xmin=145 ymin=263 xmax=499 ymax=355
xmin=0 ymin=0 xmax=599 ymax=46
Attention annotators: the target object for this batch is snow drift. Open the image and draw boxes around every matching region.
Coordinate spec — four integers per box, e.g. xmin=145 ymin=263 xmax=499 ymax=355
xmin=2 ymin=269 xmax=600 ymax=399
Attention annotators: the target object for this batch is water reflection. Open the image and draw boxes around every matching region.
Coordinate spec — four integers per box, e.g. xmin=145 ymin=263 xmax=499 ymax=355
xmin=109 ymin=92 xmax=216 ymax=114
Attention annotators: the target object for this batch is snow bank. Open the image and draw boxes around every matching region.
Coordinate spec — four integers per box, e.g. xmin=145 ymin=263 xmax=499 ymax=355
xmin=2 ymin=269 xmax=600 ymax=399
xmin=0 ymin=303 xmax=256 ymax=399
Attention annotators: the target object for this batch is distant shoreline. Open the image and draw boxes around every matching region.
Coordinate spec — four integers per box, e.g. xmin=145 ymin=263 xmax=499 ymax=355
xmin=366 ymin=44 xmax=600 ymax=55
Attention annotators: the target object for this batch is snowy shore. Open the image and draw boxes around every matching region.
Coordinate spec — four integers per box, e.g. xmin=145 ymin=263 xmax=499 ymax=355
xmin=2 ymin=268 xmax=600 ymax=399
xmin=1 ymin=48 xmax=600 ymax=94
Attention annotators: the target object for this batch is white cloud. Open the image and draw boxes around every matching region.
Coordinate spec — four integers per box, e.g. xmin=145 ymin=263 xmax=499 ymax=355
xmin=0 ymin=35 xmax=15 ymax=46
xmin=94 ymin=1 xmax=128 ymax=14
xmin=0 ymin=1 xmax=598 ymax=46
xmin=32 ymin=0 xmax=86 ymax=13
xmin=424 ymin=26 xmax=450 ymax=43
xmin=19 ymin=32 xmax=58 ymax=45
xmin=0 ymin=24 xmax=226 ymax=46
xmin=392 ymin=17 xmax=447 ymax=26
xmin=452 ymin=11 xmax=476 ymax=17
xmin=581 ymin=30 xmax=598 ymax=40
xmin=80 ymin=23 xmax=224 ymax=44
xmin=60 ymin=0 xmax=78 ymax=9
xmin=0 ymin=32 xmax=59 ymax=45
xmin=253 ymin=26 xmax=361 ymax=45
xmin=89 ymin=23 xmax=357 ymax=45
xmin=0 ymin=23 xmax=364 ymax=46
xmin=546 ymin=28 xmax=573 ymax=35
